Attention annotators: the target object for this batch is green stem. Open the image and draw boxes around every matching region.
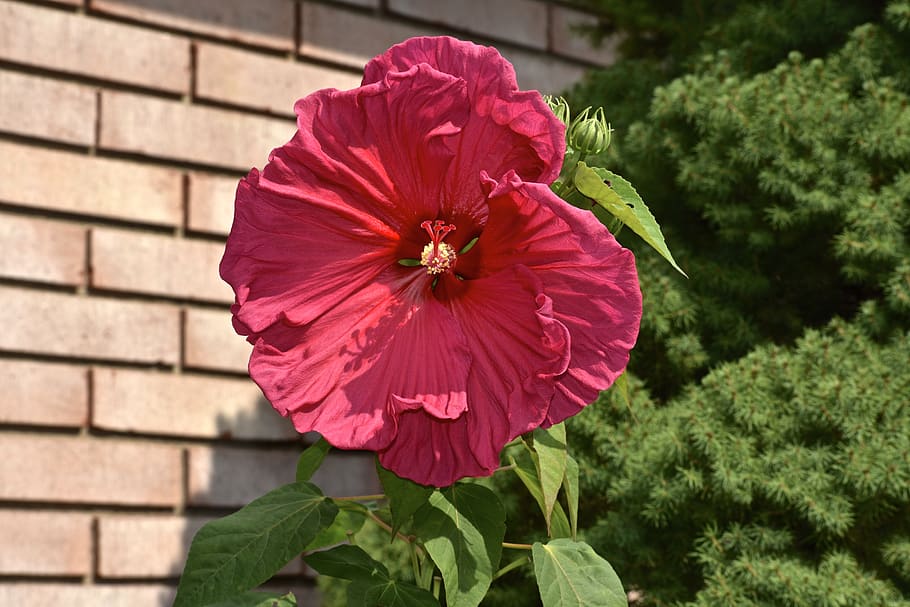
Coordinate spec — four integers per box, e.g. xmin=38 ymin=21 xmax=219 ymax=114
xmin=493 ymin=556 xmax=532 ymax=580
xmin=502 ymin=541 xmax=534 ymax=551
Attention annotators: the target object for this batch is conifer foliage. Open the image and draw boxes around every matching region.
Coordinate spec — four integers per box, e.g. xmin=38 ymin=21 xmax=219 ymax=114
xmin=563 ymin=1 xmax=910 ymax=604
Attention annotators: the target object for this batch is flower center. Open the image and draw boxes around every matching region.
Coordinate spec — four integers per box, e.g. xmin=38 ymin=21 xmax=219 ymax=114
xmin=419 ymin=220 xmax=457 ymax=275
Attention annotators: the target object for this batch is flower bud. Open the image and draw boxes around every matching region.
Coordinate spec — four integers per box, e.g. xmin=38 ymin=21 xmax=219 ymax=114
xmin=568 ymin=106 xmax=612 ymax=155
xmin=543 ymin=95 xmax=571 ymax=126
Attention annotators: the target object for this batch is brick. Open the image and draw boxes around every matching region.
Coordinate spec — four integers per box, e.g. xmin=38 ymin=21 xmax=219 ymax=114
xmin=0 ymin=70 xmax=95 ymax=145
xmin=0 ymin=141 xmax=182 ymax=226
xmin=0 ymin=360 xmax=88 ymax=428
xmin=499 ymin=47 xmax=588 ymax=94
xmin=93 ymin=368 xmax=296 ymax=440
xmin=98 ymin=513 xmax=305 ymax=577
xmin=90 ymin=228 xmax=231 ymax=303
xmin=91 ymin=0 xmax=295 ymax=50
xmin=187 ymin=172 xmax=239 ymax=236
xmin=183 ymin=307 xmax=251 ymax=373
xmin=188 ymin=446 xmax=380 ymax=507
xmin=0 ymin=510 xmax=92 ymax=576
xmin=551 ymin=6 xmax=620 ymax=66
xmin=388 ymin=0 xmax=547 ymax=49
xmin=300 ymin=2 xmax=447 ymax=68
xmin=0 ymin=2 xmax=189 ymax=93
xmin=99 ymin=91 xmax=295 ymax=170
xmin=97 ymin=514 xmax=208 ymax=578
xmin=0 ymin=583 xmax=176 ymax=607
xmin=0 ymin=286 xmax=179 ymax=364
xmin=0 ymin=434 xmax=182 ymax=506
xmin=0 ymin=214 xmax=85 ymax=286
xmin=196 ymin=42 xmax=361 ymax=115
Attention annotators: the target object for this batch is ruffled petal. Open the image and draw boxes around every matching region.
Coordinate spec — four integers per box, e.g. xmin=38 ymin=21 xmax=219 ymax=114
xmin=363 ymin=36 xmax=565 ymax=214
xmin=247 ymin=268 xmax=471 ymax=451
xmin=222 ymin=62 xmax=472 ymax=332
xmin=379 ymin=266 xmax=571 ymax=487
xmin=474 ymin=176 xmax=642 ymax=424
xmin=221 ymin=171 xmax=397 ymax=335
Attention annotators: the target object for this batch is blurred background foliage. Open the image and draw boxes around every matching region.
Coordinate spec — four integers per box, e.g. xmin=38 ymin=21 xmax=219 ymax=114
xmin=558 ymin=0 xmax=910 ymax=604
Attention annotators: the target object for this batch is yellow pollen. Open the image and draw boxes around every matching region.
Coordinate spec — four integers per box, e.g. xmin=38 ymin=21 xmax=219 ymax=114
xmin=420 ymin=241 xmax=457 ymax=275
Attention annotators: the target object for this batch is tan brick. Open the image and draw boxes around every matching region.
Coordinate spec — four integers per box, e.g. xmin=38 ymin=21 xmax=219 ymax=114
xmin=93 ymin=368 xmax=296 ymax=440
xmin=0 ymin=70 xmax=95 ymax=145
xmin=300 ymin=2 xmax=447 ymax=68
xmin=0 ymin=434 xmax=182 ymax=506
xmin=0 ymin=583 xmax=176 ymax=607
xmin=0 ymin=510 xmax=92 ymax=576
xmin=0 ymin=214 xmax=85 ymax=286
xmin=0 ymin=2 xmax=189 ymax=93
xmin=0 ymin=141 xmax=182 ymax=226
xmin=188 ymin=445 xmax=380 ymax=507
xmin=551 ymin=6 xmax=621 ymax=66
xmin=388 ymin=0 xmax=547 ymax=49
xmin=99 ymin=90 xmax=295 ymax=170
xmin=196 ymin=42 xmax=361 ymax=115
xmin=183 ymin=307 xmax=251 ymax=373
xmin=91 ymin=0 xmax=295 ymax=50
xmin=187 ymin=172 xmax=238 ymax=236
xmin=98 ymin=513 xmax=304 ymax=577
xmin=90 ymin=228 xmax=231 ymax=303
xmin=499 ymin=47 xmax=588 ymax=94
xmin=0 ymin=360 xmax=87 ymax=428
xmin=0 ymin=287 xmax=179 ymax=364
xmin=97 ymin=514 xmax=205 ymax=578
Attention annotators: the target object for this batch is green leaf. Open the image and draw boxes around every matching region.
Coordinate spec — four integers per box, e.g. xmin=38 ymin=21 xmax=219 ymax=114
xmin=174 ymin=481 xmax=338 ymax=607
xmin=296 ymin=436 xmax=330 ymax=482
xmin=205 ymin=591 xmax=297 ymax=607
xmin=412 ymin=484 xmax=505 ymax=607
xmin=304 ymin=543 xmax=389 ymax=581
xmin=532 ymin=539 xmax=626 ymax=607
xmin=377 ymin=461 xmax=433 ymax=536
xmin=574 ymin=162 xmax=687 ymax=277
xmin=304 ymin=501 xmax=368 ymax=550
xmin=563 ymin=455 xmax=579 ymax=540
xmin=532 ymin=423 xmax=568 ymax=535
xmin=305 ymin=545 xmax=438 ymax=607
xmin=510 ymin=451 xmax=572 ymax=539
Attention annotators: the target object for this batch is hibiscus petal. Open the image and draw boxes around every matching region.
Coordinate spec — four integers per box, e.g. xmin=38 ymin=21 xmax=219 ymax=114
xmin=222 ymin=62 xmax=472 ymax=332
xmin=270 ymin=62 xmax=470 ymax=231
xmin=246 ymin=268 xmax=471 ymax=452
xmin=475 ymin=177 xmax=642 ymax=425
xmin=363 ymin=36 xmax=565 ymax=212
xmin=379 ymin=266 xmax=571 ymax=487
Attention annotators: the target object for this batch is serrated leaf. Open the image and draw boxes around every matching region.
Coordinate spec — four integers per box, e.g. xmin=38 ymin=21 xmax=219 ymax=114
xmin=376 ymin=461 xmax=434 ymax=536
xmin=304 ymin=502 xmax=367 ymax=550
xmin=575 ymin=162 xmax=687 ymax=277
xmin=205 ymin=591 xmax=297 ymax=607
xmin=532 ymin=539 xmax=626 ymax=607
xmin=563 ymin=455 xmax=579 ymax=540
xmin=412 ymin=484 xmax=505 ymax=607
xmin=174 ymin=482 xmax=338 ymax=607
xmin=532 ymin=423 xmax=568 ymax=535
xmin=510 ymin=451 xmax=572 ymax=539
xmin=296 ymin=436 xmax=330 ymax=482
xmin=306 ymin=545 xmax=438 ymax=607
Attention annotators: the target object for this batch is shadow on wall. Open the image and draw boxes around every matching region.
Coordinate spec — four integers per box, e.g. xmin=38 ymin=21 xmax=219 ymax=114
xmin=167 ymin=395 xmax=382 ymax=606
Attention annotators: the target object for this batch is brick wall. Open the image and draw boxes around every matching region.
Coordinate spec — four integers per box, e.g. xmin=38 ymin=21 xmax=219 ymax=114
xmin=0 ymin=0 xmax=615 ymax=604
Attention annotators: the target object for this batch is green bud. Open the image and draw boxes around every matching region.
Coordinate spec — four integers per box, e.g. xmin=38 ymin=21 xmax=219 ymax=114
xmin=543 ymin=95 xmax=571 ymax=126
xmin=567 ymin=106 xmax=612 ymax=155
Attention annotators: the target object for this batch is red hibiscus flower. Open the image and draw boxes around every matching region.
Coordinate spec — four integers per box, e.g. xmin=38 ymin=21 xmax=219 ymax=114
xmin=220 ymin=37 xmax=642 ymax=487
